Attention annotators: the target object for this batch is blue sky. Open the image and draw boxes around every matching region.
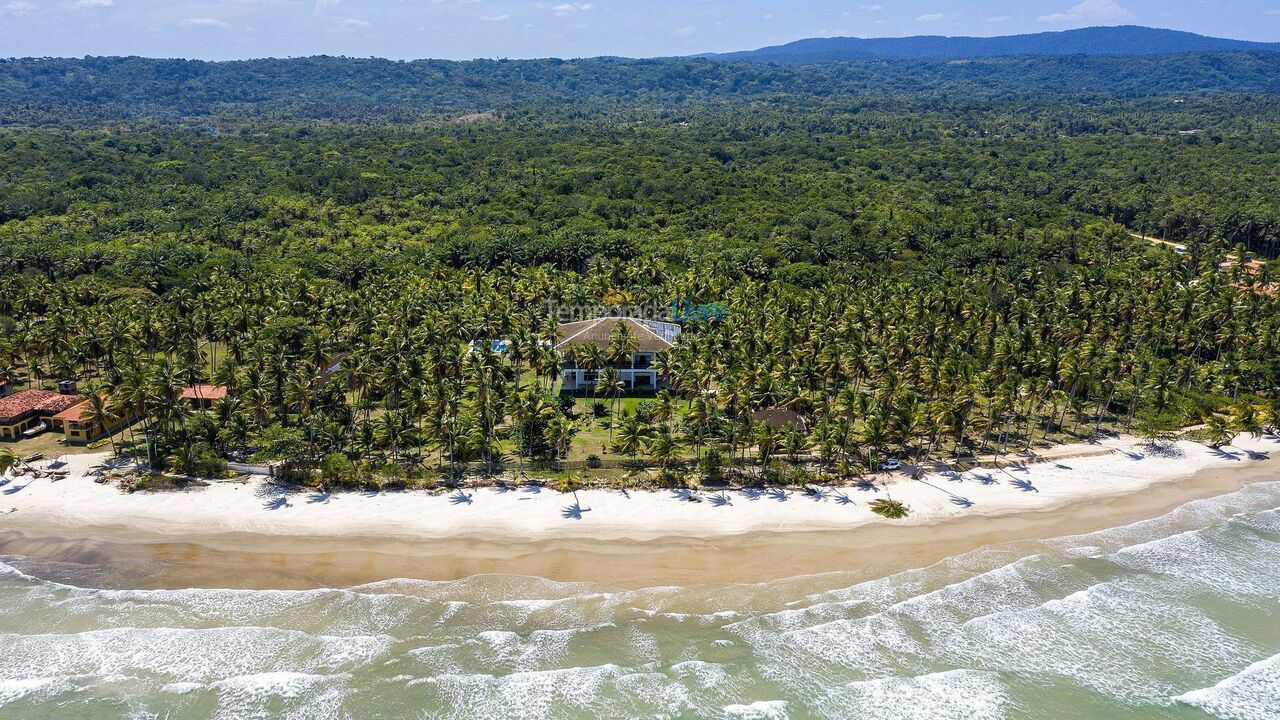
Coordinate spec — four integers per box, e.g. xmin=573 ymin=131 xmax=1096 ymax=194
xmin=2 ymin=0 xmax=1278 ymax=60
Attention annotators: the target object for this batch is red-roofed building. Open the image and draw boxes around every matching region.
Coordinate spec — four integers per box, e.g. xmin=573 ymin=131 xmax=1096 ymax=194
xmin=0 ymin=390 xmax=82 ymax=441
xmin=183 ymin=385 xmax=229 ymax=410
xmin=1220 ymin=260 xmax=1276 ymax=297
xmin=51 ymin=396 xmax=142 ymax=445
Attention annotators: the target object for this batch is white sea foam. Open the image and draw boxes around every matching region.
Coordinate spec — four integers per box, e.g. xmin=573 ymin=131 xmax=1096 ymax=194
xmin=209 ymin=671 xmax=348 ymax=720
xmin=0 ymin=626 xmax=392 ymax=683
xmin=723 ymin=699 xmax=789 ymax=719
xmin=952 ymin=577 xmax=1258 ymax=703
xmin=423 ymin=664 xmax=628 ymax=720
xmin=816 ymin=670 xmax=1009 ymax=720
xmin=1174 ymin=653 xmax=1280 ymax=720
xmin=0 ymin=676 xmax=73 ymax=707
xmin=670 ymin=660 xmax=730 ymax=690
xmin=0 ymin=473 xmax=1276 ymax=719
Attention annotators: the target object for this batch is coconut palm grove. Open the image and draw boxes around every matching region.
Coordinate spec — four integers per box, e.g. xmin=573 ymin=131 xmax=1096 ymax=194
xmin=1 ymin=53 xmax=1279 ymax=491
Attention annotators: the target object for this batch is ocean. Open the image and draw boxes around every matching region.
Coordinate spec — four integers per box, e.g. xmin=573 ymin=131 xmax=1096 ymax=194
xmin=0 ymin=480 xmax=1277 ymax=719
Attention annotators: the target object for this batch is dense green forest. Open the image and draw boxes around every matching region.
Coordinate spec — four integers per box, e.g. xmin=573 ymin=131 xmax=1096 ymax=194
xmin=0 ymin=54 xmax=1277 ymax=489
xmin=2 ymin=52 xmax=1280 ymax=124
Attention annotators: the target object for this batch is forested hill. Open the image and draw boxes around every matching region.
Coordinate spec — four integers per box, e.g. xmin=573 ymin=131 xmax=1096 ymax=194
xmin=702 ymin=26 xmax=1280 ymax=63
xmin=3 ymin=52 xmax=1280 ymax=125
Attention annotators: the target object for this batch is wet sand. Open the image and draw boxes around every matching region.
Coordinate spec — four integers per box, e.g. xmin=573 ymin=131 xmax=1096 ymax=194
xmin=1 ymin=454 xmax=1273 ymax=590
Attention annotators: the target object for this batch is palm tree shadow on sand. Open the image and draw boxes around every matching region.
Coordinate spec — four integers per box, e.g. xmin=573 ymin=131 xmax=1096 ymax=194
xmin=1208 ymin=446 xmax=1243 ymax=461
xmin=307 ymin=492 xmax=332 ymax=504
xmin=1009 ymin=478 xmax=1038 ymax=493
xmin=833 ymin=491 xmax=854 ymax=506
xmin=262 ymin=496 xmax=291 ymax=510
xmin=561 ymin=492 xmax=590 ymax=519
xmin=855 ymin=479 xmax=879 ymax=493
xmin=913 ymin=476 xmax=975 ymax=509
xmin=449 ymin=491 xmax=474 ymax=505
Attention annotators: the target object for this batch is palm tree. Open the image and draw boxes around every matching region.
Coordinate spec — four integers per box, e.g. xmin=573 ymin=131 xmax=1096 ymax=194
xmin=684 ymin=396 xmax=713 ymax=460
xmin=612 ymin=413 xmax=651 ymax=466
xmin=783 ymin=422 xmax=809 ymax=463
xmin=861 ymin=413 xmax=889 ymax=472
xmin=1203 ymin=413 xmax=1235 ymax=449
xmin=869 ymin=498 xmax=910 ymax=519
xmin=79 ymin=382 xmax=120 ymax=456
xmin=596 ymin=367 xmax=625 ymax=437
xmin=0 ymin=447 xmax=18 ymax=476
xmin=755 ymin=423 xmax=782 ymax=473
xmin=545 ymin=414 xmax=579 ymax=489
xmin=1229 ymin=401 xmax=1265 ymax=440
xmin=165 ymin=445 xmax=196 ymax=475
xmin=647 ymin=425 xmax=682 ymax=477
xmin=509 ymin=388 xmax=556 ymax=476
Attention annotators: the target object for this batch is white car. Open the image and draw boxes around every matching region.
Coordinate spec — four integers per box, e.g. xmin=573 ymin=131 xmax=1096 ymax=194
xmin=879 ymin=459 xmax=901 ymax=472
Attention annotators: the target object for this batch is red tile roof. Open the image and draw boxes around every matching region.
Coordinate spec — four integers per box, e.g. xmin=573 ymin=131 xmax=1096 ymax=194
xmin=0 ymin=390 xmax=81 ymax=424
xmin=182 ymin=385 xmax=229 ymax=401
xmin=53 ymin=400 xmax=92 ymax=423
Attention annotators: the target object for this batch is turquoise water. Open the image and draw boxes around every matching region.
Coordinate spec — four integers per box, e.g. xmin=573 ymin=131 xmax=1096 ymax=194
xmin=1 ymin=481 xmax=1277 ymax=719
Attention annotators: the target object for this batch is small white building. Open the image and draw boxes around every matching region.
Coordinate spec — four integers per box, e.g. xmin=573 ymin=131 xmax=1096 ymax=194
xmin=555 ymin=317 xmax=681 ymax=392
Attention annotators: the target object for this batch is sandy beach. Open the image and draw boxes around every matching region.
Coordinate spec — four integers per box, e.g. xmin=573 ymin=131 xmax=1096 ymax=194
xmin=1 ymin=435 xmax=1276 ymax=588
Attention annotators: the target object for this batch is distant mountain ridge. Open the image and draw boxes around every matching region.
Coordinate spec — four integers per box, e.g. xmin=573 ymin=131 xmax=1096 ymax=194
xmin=700 ymin=26 xmax=1280 ymax=63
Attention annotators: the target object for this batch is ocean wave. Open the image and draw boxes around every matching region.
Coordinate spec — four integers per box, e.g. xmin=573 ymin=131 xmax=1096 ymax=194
xmin=0 ymin=478 xmax=1275 ymax=718
xmin=1174 ymin=653 xmax=1280 ymax=720
xmin=723 ymin=699 xmax=789 ymax=719
xmin=0 ymin=626 xmax=392 ymax=684
xmin=816 ymin=669 xmax=1009 ymax=720
xmin=0 ymin=677 xmax=74 ymax=708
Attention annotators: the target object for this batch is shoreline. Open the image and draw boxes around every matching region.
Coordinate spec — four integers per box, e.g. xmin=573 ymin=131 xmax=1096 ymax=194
xmin=1 ymin=435 xmax=1276 ymax=589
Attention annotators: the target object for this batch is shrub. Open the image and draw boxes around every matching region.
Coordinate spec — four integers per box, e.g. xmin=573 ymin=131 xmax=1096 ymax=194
xmin=634 ymin=401 xmax=654 ymax=423
xmin=869 ymin=498 xmax=910 ymax=519
xmin=319 ymin=453 xmax=355 ymax=486
xmin=585 ymin=454 xmax=603 ymax=469
xmin=591 ymin=400 xmax=609 ymax=418
xmin=698 ymin=448 xmax=724 ymax=484
xmin=250 ymin=424 xmax=306 ymax=462
xmin=786 ymin=466 xmax=812 ymax=486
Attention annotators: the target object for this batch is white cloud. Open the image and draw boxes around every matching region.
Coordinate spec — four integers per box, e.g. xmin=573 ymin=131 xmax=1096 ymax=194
xmin=338 ymin=16 xmax=369 ymax=27
xmin=551 ymin=2 xmax=592 ymax=17
xmin=1264 ymin=8 xmax=1280 ymax=15
xmin=916 ymin=13 xmax=944 ymax=22
xmin=986 ymin=15 xmax=1012 ymax=22
xmin=181 ymin=17 xmax=231 ymax=28
xmin=3 ymin=0 xmax=34 ymax=15
xmin=71 ymin=0 xmax=112 ymax=8
xmin=672 ymin=25 xmax=696 ymax=37
xmin=858 ymin=3 xmax=883 ymax=10
xmin=479 ymin=13 xmax=509 ymax=21
xmin=1038 ymin=0 xmax=1134 ymax=23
